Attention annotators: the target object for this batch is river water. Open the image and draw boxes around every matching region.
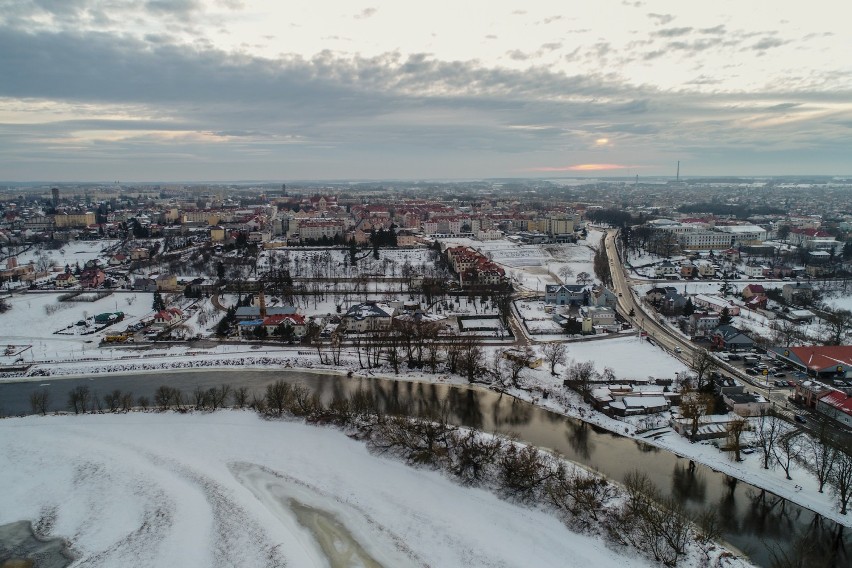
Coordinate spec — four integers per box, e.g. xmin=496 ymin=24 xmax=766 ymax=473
xmin=0 ymin=369 xmax=848 ymax=567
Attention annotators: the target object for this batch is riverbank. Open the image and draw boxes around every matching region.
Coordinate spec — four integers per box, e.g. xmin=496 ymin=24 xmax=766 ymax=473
xmin=0 ymin=412 xmax=662 ymax=568
xmin=4 ymin=349 xmax=850 ymax=529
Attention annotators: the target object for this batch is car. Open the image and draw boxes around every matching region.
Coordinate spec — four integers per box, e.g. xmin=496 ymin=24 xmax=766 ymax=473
xmin=773 ymin=372 xmax=786 ymax=378
xmin=746 ymin=368 xmax=758 ymax=376
xmin=674 ymin=347 xmax=682 ymax=354
xmin=787 ymin=380 xmax=797 ymax=387
xmin=741 ymin=448 xmax=755 ymax=454
xmin=795 ymin=415 xmax=807 ymax=424
xmin=728 ymin=353 xmax=742 ymax=361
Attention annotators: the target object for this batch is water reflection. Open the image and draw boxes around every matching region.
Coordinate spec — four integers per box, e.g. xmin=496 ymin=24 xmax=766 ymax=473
xmin=671 ymin=461 xmax=706 ymax=504
xmin=565 ymin=420 xmax=593 ymax=461
xmin=1 ymin=370 xmax=850 ymax=568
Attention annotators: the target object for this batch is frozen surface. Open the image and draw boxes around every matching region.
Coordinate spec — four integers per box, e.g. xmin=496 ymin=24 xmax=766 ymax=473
xmin=0 ymin=412 xmax=654 ymax=568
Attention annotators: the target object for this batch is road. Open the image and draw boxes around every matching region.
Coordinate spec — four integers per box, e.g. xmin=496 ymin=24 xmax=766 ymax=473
xmin=603 ymin=230 xmax=799 ymax=417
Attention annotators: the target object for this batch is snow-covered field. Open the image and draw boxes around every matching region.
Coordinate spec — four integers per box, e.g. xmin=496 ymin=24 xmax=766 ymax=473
xmin=11 ymin=240 xmax=120 ymax=269
xmin=0 ymin=412 xmax=653 ymax=568
xmin=556 ymin=336 xmax=689 ymax=380
xmin=0 ymin=292 xmax=156 ymax=360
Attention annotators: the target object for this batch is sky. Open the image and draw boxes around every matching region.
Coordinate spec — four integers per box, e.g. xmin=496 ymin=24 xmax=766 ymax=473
xmin=1 ymin=0 xmax=850 ymax=181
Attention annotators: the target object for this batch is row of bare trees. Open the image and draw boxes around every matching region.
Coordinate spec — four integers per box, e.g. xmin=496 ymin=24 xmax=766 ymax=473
xmin=366 ymin=412 xmax=717 ymax=566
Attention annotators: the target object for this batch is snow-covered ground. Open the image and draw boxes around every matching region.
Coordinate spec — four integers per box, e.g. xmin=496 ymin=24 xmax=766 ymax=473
xmin=0 ymin=412 xmax=655 ymax=568
xmin=0 ymin=292 xmax=156 ymax=360
xmin=554 ymin=336 xmax=690 ymax=380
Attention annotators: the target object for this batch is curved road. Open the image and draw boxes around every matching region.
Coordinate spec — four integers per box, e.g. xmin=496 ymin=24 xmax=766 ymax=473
xmin=604 ymin=230 xmax=797 ymax=416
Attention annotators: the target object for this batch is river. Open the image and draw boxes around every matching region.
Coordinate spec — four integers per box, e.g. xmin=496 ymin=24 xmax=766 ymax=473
xmin=0 ymin=369 xmax=848 ymax=567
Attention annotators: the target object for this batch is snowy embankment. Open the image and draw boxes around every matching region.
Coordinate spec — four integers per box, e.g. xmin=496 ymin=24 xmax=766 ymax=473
xmin=0 ymin=412 xmax=655 ymax=568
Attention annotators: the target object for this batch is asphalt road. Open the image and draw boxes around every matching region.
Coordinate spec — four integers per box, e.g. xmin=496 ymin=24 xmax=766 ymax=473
xmin=603 ymin=230 xmax=800 ymax=418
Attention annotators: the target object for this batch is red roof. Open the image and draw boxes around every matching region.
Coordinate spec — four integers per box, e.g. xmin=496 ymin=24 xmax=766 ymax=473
xmin=819 ymin=390 xmax=852 ymax=416
xmin=788 ymin=346 xmax=852 ymax=372
xmin=263 ymin=314 xmax=305 ymax=326
xmin=744 ymin=284 xmax=765 ymax=293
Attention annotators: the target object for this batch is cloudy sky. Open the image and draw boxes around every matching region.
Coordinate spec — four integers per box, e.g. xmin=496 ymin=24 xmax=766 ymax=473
xmin=1 ymin=0 xmax=850 ymax=181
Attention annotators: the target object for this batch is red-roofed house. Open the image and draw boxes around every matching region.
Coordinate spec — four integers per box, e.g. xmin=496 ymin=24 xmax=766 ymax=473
xmin=153 ymin=308 xmax=184 ymax=327
xmin=742 ymin=284 xmax=767 ymax=309
xmin=55 ymin=272 xmax=78 ymax=288
xmin=263 ymin=314 xmax=306 ymax=337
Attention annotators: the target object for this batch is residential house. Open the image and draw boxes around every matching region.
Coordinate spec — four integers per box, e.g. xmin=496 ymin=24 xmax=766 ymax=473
xmin=609 ymin=396 xmax=670 ymax=417
xmin=684 ymin=311 xmax=720 ymax=338
xmin=263 ymin=314 xmax=307 ymax=337
xmin=79 ymin=268 xmax=106 ymax=288
xmin=545 ymin=284 xmax=587 ymax=306
xmin=710 ymin=325 xmax=754 ymax=352
xmin=723 ymin=392 xmax=770 ymax=417
xmin=133 ymin=277 xmax=157 ymax=292
xmin=654 ymin=260 xmax=678 ymax=278
xmin=742 ymin=284 xmax=768 ymax=309
xmin=591 ymin=286 xmax=618 ymax=308
xmin=234 ymin=305 xmax=297 ymax=321
xmin=695 ymin=260 xmax=716 ymax=278
xmin=694 ymin=294 xmax=740 ymax=316
xmin=54 ymin=272 xmax=78 ymax=288
xmin=153 ymin=307 xmax=183 ymax=328
xmin=342 ymin=302 xmax=396 ymax=332
xmin=155 ymin=274 xmax=179 ymax=292
xmin=580 ymin=305 xmax=616 ymax=327
xmin=782 ymin=282 xmax=813 ymax=304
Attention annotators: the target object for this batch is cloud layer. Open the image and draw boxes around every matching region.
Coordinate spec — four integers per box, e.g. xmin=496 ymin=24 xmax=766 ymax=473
xmin=0 ymin=0 xmax=850 ymax=180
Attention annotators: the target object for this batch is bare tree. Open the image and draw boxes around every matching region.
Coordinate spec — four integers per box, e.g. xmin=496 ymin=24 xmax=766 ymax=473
xmin=726 ymin=417 xmax=748 ymax=462
xmin=498 ymin=444 xmax=555 ymax=501
xmin=557 ymin=266 xmax=574 ymax=283
xmin=609 ymin=471 xmax=692 ymax=566
xmin=154 ymin=385 xmax=172 ymax=410
xmin=233 ymin=386 xmax=249 ymax=408
xmin=265 ymin=380 xmax=292 ymax=415
xmin=137 ymin=395 xmax=150 ymax=410
xmin=447 ymin=430 xmax=504 ymax=484
xmin=821 ymin=308 xmax=852 ymax=346
xmin=29 ymin=389 xmax=50 ymax=416
xmin=458 ymin=335 xmax=484 ymax=383
xmin=773 ymin=431 xmax=801 ymax=480
xmin=679 ymin=388 xmax=715 ymax=440
xmin=755 ymin=410 xmax=782 ymax=470
xmin=103 ymin=390 xmax=119 ymax=412
xmin=831 ymin=448 xmax=852 ymax=515
xmin=541 ymin=342 xmax=568 ymax=376
xmin=193 ymin=385 xmax=210 ymax=410
xmin=804 ymin=419 xmax=838 ymax=493
xmin=545 ymin=461 xmax=616 ymax=529
xmin=689 ymin=348 xmax=717 ymax=391
xmin=208 ymin=384 xmax=232 ymax=410
xmin=68 ymin=385 xmax=91 ymax=414
xmin=564 ymin=360 xmax=598 ymax=398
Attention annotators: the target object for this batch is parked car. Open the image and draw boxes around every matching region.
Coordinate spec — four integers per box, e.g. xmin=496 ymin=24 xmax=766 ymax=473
xmin=741 ymin=448 xmax=755 ymax=454
xmin=787 ymin=380 xmax=797 ymax=387
xmin=746 ymin=368 xmax=758 ymax=376
xmin=795 ymin=415 xmax=807 ymax=424
xmin=773 ymin=372 xmax=786 ymax=378
xmin=728 ymin=353 xmax=742 ymax=361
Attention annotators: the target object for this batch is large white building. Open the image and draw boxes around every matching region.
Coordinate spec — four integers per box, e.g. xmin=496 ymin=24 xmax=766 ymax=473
xmin=715 ymin=224 xmax=767 ymax=244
